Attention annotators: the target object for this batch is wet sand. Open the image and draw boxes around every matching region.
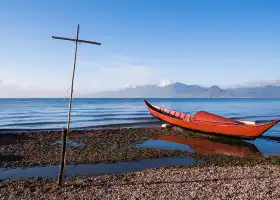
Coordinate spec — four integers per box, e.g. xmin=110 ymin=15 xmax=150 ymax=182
xmin=1 ymin=127 xmax=280 ymax=199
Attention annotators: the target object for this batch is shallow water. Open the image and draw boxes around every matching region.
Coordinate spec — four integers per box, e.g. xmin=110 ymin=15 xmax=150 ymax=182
xmin=50 ymin=140 xmax=85 ymax=147
xmin=135 ymin=140 xmax=195 ymax=152
xmin=134 ymin=135 xmax=280 ymax=156
xmin=0 ymin=156 xmax=200 ymax=181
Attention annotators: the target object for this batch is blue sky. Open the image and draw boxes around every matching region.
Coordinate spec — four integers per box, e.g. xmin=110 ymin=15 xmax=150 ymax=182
xmin=1 ymin=0 xmax=280 ymax=97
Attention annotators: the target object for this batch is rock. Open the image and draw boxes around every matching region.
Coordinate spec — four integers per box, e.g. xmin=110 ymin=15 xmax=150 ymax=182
xmin=161 ymin=124 xmax=173 ymax=128
xmin=172 ymin=126 xmax=185 ymax=132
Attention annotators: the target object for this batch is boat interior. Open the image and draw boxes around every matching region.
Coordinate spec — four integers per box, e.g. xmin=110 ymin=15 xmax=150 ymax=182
xmin=150 ymin=103 xmax=259 ymax=126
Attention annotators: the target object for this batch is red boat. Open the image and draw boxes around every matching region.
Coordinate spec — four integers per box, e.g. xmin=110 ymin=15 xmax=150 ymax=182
xmin=144 ymin=100 xmax=280 ymax=139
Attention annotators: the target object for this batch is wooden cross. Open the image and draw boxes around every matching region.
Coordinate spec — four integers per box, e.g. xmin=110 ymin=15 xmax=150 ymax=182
xmin=52 ymin=24 xmax=101 ymax=186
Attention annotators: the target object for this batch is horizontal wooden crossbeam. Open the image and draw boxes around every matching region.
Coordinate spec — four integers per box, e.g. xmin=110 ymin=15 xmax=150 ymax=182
xmin=52 ymin=36 xmax=101 ymax=45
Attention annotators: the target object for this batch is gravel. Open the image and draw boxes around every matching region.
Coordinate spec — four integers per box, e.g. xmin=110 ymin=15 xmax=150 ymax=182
xmin=2 ymin=127 xmax=280 ymax=199
xmin=1 ymin=127 xmax=278 ymax=168
xmin=1 ymin=164 xmax=280 ymax=199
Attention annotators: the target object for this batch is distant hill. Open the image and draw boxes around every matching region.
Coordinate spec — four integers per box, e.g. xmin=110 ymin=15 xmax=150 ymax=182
xmin=90 ymin=82 xmax=280 ymax=98
xmin=227 ymin=85 xmax=280 ymax=98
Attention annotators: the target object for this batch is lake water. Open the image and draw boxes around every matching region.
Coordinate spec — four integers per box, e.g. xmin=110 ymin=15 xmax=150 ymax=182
xmin=1 ymin=98 xmax=280 ymax=155
xmin=1 ymin=98 xmax=280 ymax=181
xmin=0 ymin=98 xmax=279 ymax=133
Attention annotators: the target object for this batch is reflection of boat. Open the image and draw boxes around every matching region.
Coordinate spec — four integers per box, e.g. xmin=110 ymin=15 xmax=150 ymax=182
xmin=158 ymin=135 xmax=261 ymax=156
xmin=144 ymin=100 xmax=279 ymax=140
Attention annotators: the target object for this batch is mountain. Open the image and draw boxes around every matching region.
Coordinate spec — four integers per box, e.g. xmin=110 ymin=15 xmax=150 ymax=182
xmin=227 ymin=85 xmax=280 ymax=98
xmin=90 ymin=81 xmax=280 ymax=98
xmin=90 ymin=82 xmax=280 ymax=98
xmin=90 ymin=82 xmax=249 ymax=98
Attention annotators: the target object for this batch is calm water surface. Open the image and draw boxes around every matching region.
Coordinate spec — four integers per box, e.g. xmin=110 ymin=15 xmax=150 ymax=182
xmin=0 ymin=156 xmax=199 ymax=181
xmin=0 ymin=98 xmax=280 ymax=155
xmin=0 ymin=98 xmax=279 ymax=131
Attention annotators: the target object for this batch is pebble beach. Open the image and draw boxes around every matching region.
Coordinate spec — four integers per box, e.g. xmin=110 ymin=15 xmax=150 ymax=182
xmin=1 ymin=164 xmax=280 ymax=199
xmin=1 ymin=127 xmax=280 ymax=199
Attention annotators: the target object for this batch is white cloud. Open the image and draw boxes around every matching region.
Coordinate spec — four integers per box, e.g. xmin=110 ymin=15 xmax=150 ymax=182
xmin=157 ymin=79 xmax=174 ymax=87
xmin=100 ymin=64 xmax=153 ymax=77
xmin=0 ymin=76 xmax=86 ymax=98
xmin=95 ymin=56 xmax=162 ymax=87
xmin=110 ymin=54 xmax=141 ymax=63
xmin=101 ymin=65 xmax=158 ymax=86
xmin=119 ymin=84 xmax=137 ymax=89
xmin=225 ymin=78 xmax=280 ymax=88
xmin=250 ymin=79 xmax=280 ymax=87
xmin=0 ymin=54 xmax=165 ymax=97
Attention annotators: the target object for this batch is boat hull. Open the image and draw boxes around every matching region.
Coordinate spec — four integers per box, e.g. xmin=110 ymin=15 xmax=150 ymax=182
xmin=144 ymin=100 xmax=279 ymax=139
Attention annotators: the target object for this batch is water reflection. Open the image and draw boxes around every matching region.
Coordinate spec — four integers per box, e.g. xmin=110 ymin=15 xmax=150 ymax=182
xmin=135 ymin=135 xmax=262 ymax=157
xmin=0 ymin=156 xmax=200 ymax=182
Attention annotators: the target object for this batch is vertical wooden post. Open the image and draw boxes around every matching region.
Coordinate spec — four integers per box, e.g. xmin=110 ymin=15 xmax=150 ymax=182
xmin=57 ymin=24 xmax=80 ymax=186
xmin=57 ymin=128 xmax=67 ymax=186
xmin=52 ymin=24 xmax=101 ymax=186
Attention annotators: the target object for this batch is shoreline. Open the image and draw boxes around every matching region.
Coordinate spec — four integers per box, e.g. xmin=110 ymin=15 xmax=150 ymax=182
xmin=1 ymin=127 xmax=280 ymax=168
xmin=0 ymin=121 xmax=162 ymax=134
xmin=1 ymin=126 xmax=280 ymax=198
